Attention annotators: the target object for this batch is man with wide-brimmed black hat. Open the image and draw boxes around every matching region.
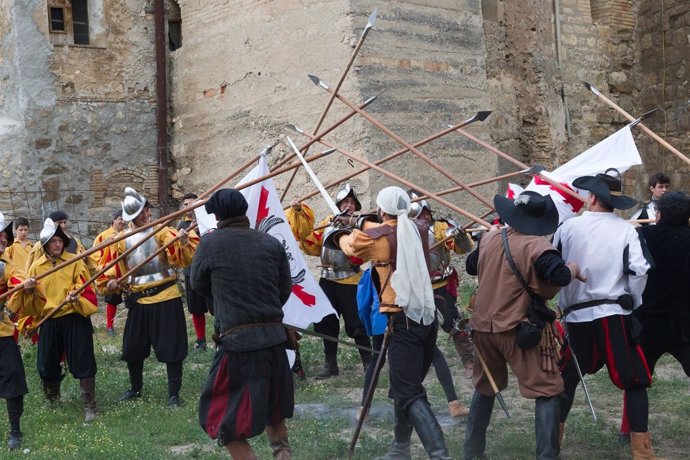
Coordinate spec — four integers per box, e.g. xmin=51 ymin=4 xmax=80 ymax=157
xmin=554 ymin=169 xmax=659 ymax=459
xmin=464 ymin=191 xmax=581 ymax=460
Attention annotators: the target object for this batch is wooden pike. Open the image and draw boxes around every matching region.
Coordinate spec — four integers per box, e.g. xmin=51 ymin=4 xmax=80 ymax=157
xmin=309 ymin=75 xmax=496 ymax=210
xmin=29 ymin=221 xmax=194 ymax=331
xmin=583 ymin=82 xmax=690 ymax=167
xmin=271 ymin=96 xmax=378 ymax=172
xmin=290 ymin=125 xmax=492 ymax=228
xmin=451 ymin=126 xmax=586 ymax=204
xmin=279 ymin=9 xmax=378 ymax=200
xmin=0 ymin=150 xmax=264 ymax=302
xmin=288 ymin=111 xmax=492 ymax=206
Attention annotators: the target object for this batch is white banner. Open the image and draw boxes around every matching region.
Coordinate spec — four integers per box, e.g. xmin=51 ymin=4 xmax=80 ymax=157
xmin=508 ymin=125 xmax=642 ymax=223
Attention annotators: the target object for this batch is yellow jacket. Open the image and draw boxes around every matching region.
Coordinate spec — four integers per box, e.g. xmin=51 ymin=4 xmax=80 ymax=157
xmin=0 ymin=257 xmax=47 ymax=337
xmin=26 ymin=251 xmax=96 ymax=319
xmin=97 ymin=225 xmax=198 ymax=304
xmin=431 ymin=220 xmax=473 ymax=290
xmin=90 ymin=226 xmax=119 ymax=268
xmin=5 ymin=240 xmax=33 ymax=272
xmin=285 ymin=203 xmax=361 ymax=285
xmin=27 ymin=234 xmax=96 ymax=274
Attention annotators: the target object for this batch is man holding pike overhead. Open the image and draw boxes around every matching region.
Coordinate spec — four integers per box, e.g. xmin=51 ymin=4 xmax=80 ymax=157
xmin=98 ymin=187 xmax=198 ymax=409
xmin=0 ymin=212 xmax=43 ymax=451
xmin=286 ymin=183 xmax=372 ymax=379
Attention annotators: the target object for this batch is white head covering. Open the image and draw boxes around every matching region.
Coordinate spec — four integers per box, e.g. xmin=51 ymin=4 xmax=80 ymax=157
xmin=376 ymin=186 xmax=436 ymax=325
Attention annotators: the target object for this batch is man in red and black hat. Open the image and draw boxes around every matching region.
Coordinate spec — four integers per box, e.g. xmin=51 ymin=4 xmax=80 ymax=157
xmin=464 ymin=191 xmax=581 ymax=460
xmin=287 ymin=183 xmax=372 ymax=378
xmin=555 ymin=169 xmax=659 ymax=459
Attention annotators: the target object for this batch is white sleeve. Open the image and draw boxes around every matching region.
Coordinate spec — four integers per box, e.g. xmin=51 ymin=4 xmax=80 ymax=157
xmin=625 ymin=226 xmax=650 ymax=308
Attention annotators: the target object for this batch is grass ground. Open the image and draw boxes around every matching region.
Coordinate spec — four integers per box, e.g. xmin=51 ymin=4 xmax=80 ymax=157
xmin=2 ymin=291 xmax=689 ymax=459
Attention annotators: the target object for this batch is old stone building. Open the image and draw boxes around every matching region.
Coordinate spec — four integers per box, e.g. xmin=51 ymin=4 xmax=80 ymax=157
xmin=1 ymin=0 xmax=688 ymax=241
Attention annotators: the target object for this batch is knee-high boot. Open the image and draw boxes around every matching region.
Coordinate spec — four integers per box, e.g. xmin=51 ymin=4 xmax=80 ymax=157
xmin=80 ymin=377 xmax=98 ymax=422
xmin=535 ymin=396 xmax=560 ymax=460
xmin=407 ymin=399 xmax=451 ymax=460
xmin=464 ymin=390 xmax=495 ymax=460
xmin=378 ymin=404 xmax=413 ymax=460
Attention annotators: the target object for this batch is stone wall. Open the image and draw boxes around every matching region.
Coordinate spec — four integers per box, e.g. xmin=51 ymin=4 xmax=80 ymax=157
xmin=170 ymin=0 xmax=497 ymax=224
xmin=632 ymin=0 xmax=690 ymax=196
xmin=0 ymin=0 xmax=157 ymax=241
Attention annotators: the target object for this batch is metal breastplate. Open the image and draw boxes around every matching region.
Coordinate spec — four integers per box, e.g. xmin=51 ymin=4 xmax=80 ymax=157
xmin=428 ymin=229 xmax=451 ymax=282
xmin=124 ymin=228 xmax=171 ymax=285
xmin=320 ymin=226 xmax=356 ymax=280
xmin=0 ymin=261 xmax=5 ymax=308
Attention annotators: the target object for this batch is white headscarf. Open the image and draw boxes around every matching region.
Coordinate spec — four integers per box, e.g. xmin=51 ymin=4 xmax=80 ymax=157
xmin=376 ymin=187 xmax=436 ymax=325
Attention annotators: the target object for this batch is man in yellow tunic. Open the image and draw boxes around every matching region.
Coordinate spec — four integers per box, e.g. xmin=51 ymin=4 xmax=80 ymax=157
xmin=286 ymin=184 xmax=372 ymax=379
xmin=5 ymin=217 xmax=33 ymax=271
xmin=0 ymin=212 xmax=43 ymax=450
xmin=91 ymin=210 xmax=126 ymax=336
xmin=98 ymin=187 xmax=198 ymax=408
xmin=26 ymin=218 xmax=99 ymax=423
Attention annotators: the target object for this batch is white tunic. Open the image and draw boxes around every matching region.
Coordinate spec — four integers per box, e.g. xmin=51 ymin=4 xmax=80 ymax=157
xmin=554 ymin=211 xmax=650 ymax=323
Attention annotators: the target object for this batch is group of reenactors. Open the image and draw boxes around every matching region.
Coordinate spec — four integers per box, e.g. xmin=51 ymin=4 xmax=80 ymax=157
xmin=0 ymin=187 xmax=199 ymax=452
xmin=0 ymin=168 xmax=685 ymax=460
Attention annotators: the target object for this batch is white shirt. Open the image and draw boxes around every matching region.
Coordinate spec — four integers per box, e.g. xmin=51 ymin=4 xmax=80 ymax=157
xmin=554 ymin=211 xmax=650 ymax=323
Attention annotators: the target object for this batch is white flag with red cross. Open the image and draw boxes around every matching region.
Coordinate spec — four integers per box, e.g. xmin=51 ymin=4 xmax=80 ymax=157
xmin=225 ymin=155 xmax=336 ymax=329
xmin=507 ymin=125 xmax=642 ymax=223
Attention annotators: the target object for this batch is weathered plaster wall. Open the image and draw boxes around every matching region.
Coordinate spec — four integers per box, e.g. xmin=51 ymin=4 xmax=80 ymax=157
xmin=0 ymin=0 xmax=158 ymax=241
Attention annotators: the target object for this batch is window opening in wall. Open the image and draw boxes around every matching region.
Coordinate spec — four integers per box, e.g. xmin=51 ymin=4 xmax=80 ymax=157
xmin=72 ymin=0 xmax=90 ymax=45
xmin=49 ymin=7 xmax=66 ymax=32
xmin=168 ymin=20 xmax=182 ymax=51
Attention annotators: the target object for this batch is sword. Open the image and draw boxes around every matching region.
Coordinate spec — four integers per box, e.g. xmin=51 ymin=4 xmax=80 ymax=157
xmin=283 ymin=322 xmax=379 ymax=355
xmin=285 ymin=136 xmax=340 ymax=215
xmin=562 ymin=319 xmax=597 ymax=422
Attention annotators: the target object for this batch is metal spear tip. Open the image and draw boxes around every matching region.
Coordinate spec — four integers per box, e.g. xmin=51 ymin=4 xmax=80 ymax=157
xmin=363 ymin=95 xmax=378 ymax=107
xmin=284 ymin=124 xmax=303 ymax=134
xmin=260 ymin=142 xmax=277 ymax=157
xmin=321 ymin=148 xmax=337 ymax=156
xmin=524 ymin=164 xmax=546 ymax=175
xmin=307 ymin=74 xmax=328 ymax=89
xmin=582 ymin=81 xmax=601 ymax=95
xmin=630 ymin=109 xmax=657 ymax=128
xmin=366 ymin=8 xmax=378 ymax=30
xmin=476 ymin=110 xmax=492 ymax=121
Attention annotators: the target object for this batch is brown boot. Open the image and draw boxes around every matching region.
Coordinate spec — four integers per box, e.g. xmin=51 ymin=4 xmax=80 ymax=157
xmin=266 ymin=420 xmax=291 ymax=460
xmin=630 ymin=432 xmax=665 ymax=460
xmin=314 ymin=354 xmax=339 ymax=380
xmin=448 ymin=400 xmax=470 ymax=418
xmin=42 ymin=380 xmax=61 ymax=403
xmin=80 ymin=377 xmax=98 ymax=422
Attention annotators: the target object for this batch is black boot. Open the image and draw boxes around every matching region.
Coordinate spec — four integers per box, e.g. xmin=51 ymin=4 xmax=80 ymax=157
xmin=407 ymin=399 xmax=452 ymax=460
xmin=80 ymin=377 xmax=98 ymax=422
xmin=535 ymin=396 xmax=560 ymax=460
xmin=167 ymin=361 xmax=183 ymax=409
xmin=464 ymin=390 xmax=495 ymax=460
xmin=315 ymin=354 xmax=339 ymax=380
xmin=378 ymin=404 xmax=413 ymax=460
xmin=6 ymin=396 xmax=22 ymax=450
xmin=42 ymin=380 xmax=61 ymax=403
xmin=120 ymin=361 xmax=143 ymax=402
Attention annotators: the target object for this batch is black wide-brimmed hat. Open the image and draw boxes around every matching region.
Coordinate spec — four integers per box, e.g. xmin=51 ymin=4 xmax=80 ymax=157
xmin=572 ymin=168 xmax=637 ymax=210
xmin=494 ymin=191 xmax=559 ymax=236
